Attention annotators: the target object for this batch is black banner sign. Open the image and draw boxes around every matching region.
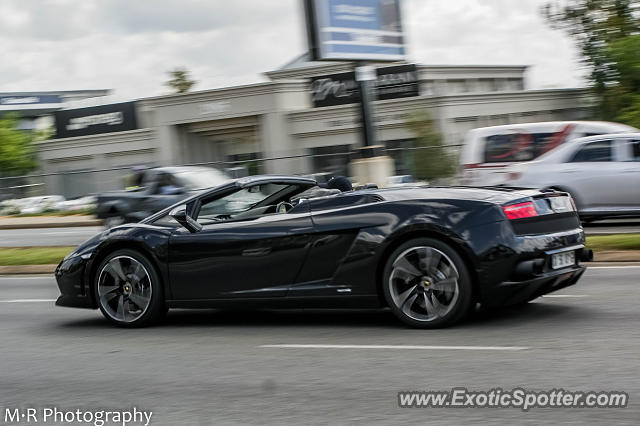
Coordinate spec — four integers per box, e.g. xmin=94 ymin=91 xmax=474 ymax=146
xmin=55 ymin=102 xmax=138 ymax=138
xmin=310 ymin=64 xmax=419 ymax=108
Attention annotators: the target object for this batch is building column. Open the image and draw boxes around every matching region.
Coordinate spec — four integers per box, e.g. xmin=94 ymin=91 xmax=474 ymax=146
xmin=155 ymin=124 xmax=181 ymax=166
xmin=259 ymin=112 xmax=301 ymax=174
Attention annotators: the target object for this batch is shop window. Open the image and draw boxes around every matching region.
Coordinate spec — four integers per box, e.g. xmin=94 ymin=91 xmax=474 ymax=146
xmin=309 ymin=145 xmax=352 ymax=177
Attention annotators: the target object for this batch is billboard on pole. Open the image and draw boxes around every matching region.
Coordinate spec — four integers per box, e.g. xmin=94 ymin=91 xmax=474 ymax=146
xmin=304 ymin=0 xmax=406 ymax=62
xmin=310 ymin=64 xmax=419 ymax=107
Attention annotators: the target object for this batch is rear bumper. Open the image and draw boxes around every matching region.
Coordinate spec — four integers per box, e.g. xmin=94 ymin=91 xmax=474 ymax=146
xmin=466 ymin=220 xmax=589 ymax=306
xmin=481 ymin=264 xmax=586 ymax=307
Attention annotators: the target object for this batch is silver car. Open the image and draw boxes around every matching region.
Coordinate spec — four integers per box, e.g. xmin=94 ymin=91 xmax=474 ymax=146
xmin=503 ymin=133 xmax=640 ymax=220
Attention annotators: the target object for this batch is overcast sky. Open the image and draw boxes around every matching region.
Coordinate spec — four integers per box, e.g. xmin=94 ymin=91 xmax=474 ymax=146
xmin=0 ymin=0 xmax=587 ymax=99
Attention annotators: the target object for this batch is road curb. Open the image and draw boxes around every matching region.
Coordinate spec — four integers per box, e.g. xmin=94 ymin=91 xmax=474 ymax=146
xmin=0 ymin=220 xmax=102 ymax=230
xmin=594 ymin=250 xmax=640 ymax=262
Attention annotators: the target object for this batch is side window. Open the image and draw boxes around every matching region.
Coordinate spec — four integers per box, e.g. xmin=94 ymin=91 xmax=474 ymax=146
xmin=483 ymin=133 xmax=554 ymax=163
xmin=151 ymin=173 xmax=182 ymax=195
xmin=569 ymin=140 xmax=613 ymax=163
xmin=628 ymin=140 xmax=640 ymax=162
xmin=196 ymin=183 xmax=290 ymax=223
xmin=198 ymin=188 xmax=263 ymax=220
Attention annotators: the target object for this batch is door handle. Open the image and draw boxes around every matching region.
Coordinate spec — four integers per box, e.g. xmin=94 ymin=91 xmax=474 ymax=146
xmin=289 ymin=227 xmax=313 ymax=233
xmin=242 ymin=248 xmax=271 ymax=256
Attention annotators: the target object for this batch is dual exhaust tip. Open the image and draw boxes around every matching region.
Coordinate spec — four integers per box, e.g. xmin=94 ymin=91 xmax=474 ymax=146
xmin=580 ymin=249 xmax=594 ymax=262
xmin=515 ymin=248 xmax=594 ymax=277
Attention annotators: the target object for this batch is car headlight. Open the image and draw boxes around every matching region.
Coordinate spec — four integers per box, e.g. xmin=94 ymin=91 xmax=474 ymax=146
xmin=63 ymin=249 xmax=94 ymax=261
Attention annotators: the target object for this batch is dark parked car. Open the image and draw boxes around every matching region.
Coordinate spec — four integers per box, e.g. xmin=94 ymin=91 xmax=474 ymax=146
xmin=96 ymin=166 xmax=229 ymax=227
xmin=56 ymin=175 xmax=590 ymax=328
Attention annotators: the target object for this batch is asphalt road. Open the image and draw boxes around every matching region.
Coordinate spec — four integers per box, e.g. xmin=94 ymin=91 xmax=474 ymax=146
xmin=581 ymin=218 xmax=640 ymax=235
xmin=0 ymin=226 xmax=103 ymax=247
xmin=0 ymin=267 xmax=638 ymax=425
xmin=1 ymin=220 xmax=639 ymax=248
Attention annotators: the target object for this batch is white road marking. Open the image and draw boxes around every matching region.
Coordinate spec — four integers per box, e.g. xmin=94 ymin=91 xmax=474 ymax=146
xmin=0 ymin=276 xmax=52 ymax=280
xmin=26 ymin=231 xmax=94 ymax=236
xmin=587 ymin=266 xmax=640 ymax=269
xmin=0 ymin=299 xmax=55 ymax=303
xmin=259 ymin=344 xmax=528 ymax=351
xmin=542 ymin=294 xmax=588 ymax=298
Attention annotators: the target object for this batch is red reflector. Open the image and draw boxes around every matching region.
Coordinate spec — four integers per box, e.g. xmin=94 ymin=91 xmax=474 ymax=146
xmin=503 ymin=202 xmax=538 ymax=219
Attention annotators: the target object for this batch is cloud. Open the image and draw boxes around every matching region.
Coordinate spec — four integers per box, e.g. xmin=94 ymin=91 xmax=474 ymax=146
xmin=404 ymin=0 xmax=587 ymax=88
xmin=0 ymin=0 xmax=586 ymax=99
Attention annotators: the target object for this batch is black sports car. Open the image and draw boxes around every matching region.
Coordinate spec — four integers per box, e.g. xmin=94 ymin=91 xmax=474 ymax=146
xmin=55 ymin=175 xmax=591 ymax=328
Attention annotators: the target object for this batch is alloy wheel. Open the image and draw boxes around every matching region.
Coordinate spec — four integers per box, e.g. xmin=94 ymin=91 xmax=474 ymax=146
xmin=97 ymin=255 xmax=152 ymax=323
xmin=388 ymin=246 xmax=460 ymax=322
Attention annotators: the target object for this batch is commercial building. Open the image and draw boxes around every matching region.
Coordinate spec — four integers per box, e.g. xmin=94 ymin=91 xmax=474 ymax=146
xmin=37 ymin=56 xmax=590 ymax=197
xmin=0 ymin=90 xmax=110 ymax=131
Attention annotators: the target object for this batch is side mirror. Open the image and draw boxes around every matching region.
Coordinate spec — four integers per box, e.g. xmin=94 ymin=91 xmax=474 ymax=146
xmin=169 ymin=205 xmax=202 ymax=233
xmin=165 ymin=186 xmax=185 ymax=195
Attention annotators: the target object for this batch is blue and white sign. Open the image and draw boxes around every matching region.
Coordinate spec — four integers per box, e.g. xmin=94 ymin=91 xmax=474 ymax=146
xmin=0 ymin=94 xmax=62 ymax=106
xmin=304 ymin=0 xmax=406 ymax=62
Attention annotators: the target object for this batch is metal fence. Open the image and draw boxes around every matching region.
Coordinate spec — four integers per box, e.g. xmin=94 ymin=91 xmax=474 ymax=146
xmin=0 ymin=144 xmax=462 ymax=201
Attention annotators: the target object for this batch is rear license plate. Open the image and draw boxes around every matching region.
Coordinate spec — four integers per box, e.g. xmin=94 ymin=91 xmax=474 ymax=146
xmin=551 ymin=250 xmax=575 ymax=269
xmin=549 ymin=196 xmax=573 ymax=213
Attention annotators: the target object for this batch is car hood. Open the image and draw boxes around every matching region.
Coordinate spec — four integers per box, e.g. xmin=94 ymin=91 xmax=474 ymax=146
xmin=65 ymin=223 xmax=168 ymax=261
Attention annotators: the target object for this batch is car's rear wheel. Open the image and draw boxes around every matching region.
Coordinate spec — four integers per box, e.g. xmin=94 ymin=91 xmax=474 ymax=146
xmin=383 ymin=238 xmax=473 ymax=328
xmin=95 ymin=249 xmax=165 ymax=327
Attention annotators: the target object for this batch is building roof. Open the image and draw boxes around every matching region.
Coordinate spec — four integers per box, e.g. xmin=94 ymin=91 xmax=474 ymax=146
xmin=266 ymin=53 xmax=528 ymax=81
xmin=0 ymin=89 xmax=111 ymax=116
xmin=0 ymin=90 xmax=110 ymax=97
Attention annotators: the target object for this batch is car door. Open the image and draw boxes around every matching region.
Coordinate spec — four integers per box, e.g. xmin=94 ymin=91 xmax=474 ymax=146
xmin=559 ymin=139 xmax=621 ymax=210
xmin=620 ymin=138 xmax=640 ymax=208
xmin=289 ymin=194 xmax=386 ymax=297
xmin=168 ymin=184 xmax=314 ymax=300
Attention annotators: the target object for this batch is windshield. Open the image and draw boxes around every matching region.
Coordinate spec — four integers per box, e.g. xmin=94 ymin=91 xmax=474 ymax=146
xmin=197 ymin=183 xmax=289 ymax=222
xmin=175 ymin=169 xmax=229 ymax=190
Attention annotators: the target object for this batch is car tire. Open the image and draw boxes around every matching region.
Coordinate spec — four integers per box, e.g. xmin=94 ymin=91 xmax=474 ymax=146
xmin=95 ymin=249 xmax=165 ymax=327
xmin=382 ymin=238 xmax=473 ymax=329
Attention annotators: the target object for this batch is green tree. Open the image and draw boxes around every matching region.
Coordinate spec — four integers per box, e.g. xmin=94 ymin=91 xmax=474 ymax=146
xmin=0 ymin=114 xmax=37 ymax=176
xmin=542 ymin=1 xmax=640 ymax=125
xmin=405 ymin=111 xmax=456 ymax=182
xmin=165 ymin=67 xmax=197 ymax=93
xmin=605 ymin=35 xmax=640 ymax=127
xmin=542 ymin=1 xmax=639 ymax=90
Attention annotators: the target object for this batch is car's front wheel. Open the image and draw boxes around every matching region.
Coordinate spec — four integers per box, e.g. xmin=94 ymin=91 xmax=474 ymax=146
xmin=383 ymin=238 xmax=473 ymax=328
xmin=95 ymin=249 xmax=165 ymax=327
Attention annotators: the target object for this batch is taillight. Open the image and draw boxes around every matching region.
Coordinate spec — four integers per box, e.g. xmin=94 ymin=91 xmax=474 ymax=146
xmin=503 ymin=202 xmax=538 ymax=219
xmin=506 ymin=172 xmax=522 ymax=181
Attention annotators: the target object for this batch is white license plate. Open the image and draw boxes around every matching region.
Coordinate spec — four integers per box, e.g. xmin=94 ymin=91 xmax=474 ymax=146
xmin=551 ymin=250 xmax=576 ymax=269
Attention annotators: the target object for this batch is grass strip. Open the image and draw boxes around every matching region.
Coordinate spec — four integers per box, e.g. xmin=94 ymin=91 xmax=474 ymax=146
xmin=0 ymin=247 xmax=75 ymax=266
xmin=586 ymin=234 xmax=640 ymax=251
